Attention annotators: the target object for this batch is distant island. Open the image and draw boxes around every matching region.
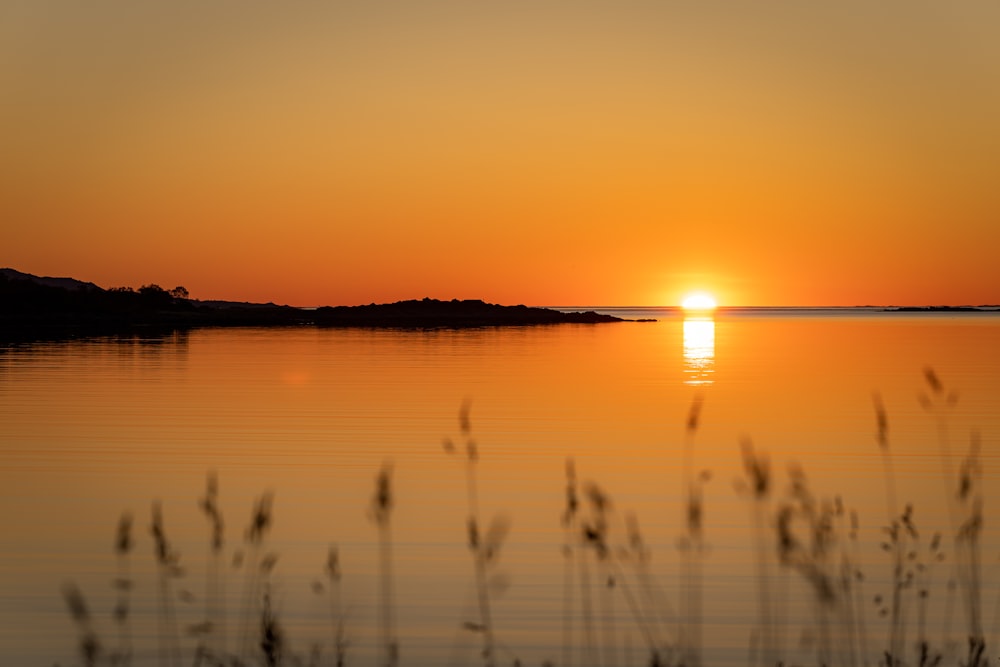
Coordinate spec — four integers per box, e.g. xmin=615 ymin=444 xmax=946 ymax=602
xmin=883 ymin=305 xmax=991 ymax=312
xmin=0 ymin=268 xmax=624 ymax=341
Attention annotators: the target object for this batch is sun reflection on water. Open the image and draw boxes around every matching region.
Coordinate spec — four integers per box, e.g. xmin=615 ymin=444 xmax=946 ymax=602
xmin=683 ymin=316 xmax=715 ymax=385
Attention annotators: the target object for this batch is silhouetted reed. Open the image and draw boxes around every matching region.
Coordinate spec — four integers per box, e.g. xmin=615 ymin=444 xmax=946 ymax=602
xmin=260 ymin=589 xmax=284 ymax=667
xmin=738 ymin=437 xmax=777 ymax=667
xmin=325 ymin=545 xmax=348 ymax=667
xmin=563 ymin=469 xmax=682 ymax=667
xmin=616 ymin=513 xmax=672 ymax=666
xmin=197 ymin=471 xmax=225 ymax=661
xmin=561 ymin=459 xmax=580 ymax=667
xmin=238 ymin=491 xmax=274 ymax=663
xmin=679 ymin=395 xmax=707 ymax=667
xmin=444 ymin=400 xmax=512 ymax=667
xmin=113 ymin=511 xmax=134 ymax=666
xmin=370 ymin=462 xmax=398 ymax=667
xmin=873 ymin=391 xmax=910 ymax=665
xmin=621 ymin=511 xmax=677 ymax=662
xmin=150 ymin=501 xmax=183 ymax=667
xmin=62 ymin=582 xmax=103 ymax=667
xmin=576 ymin=489 xmax=598 ymax=667
xmin=920 ymin=368 xmax=987 ymax=665
xmin=582 ymin=481 xmax=616 ymax=667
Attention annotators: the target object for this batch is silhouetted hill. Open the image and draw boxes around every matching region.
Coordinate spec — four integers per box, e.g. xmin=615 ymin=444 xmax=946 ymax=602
xmin=314 ymin=298 xmax=620 ymax=327
xmin=0 ymin=269 xmax=623 ymax=342
xmin=0 ymin=267 xmax=101 ymax=292
xmin=884 ymin=305 xmax=989 ymax=312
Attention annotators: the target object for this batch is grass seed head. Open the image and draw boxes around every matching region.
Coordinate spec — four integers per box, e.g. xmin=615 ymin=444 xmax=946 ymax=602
xmin=260 ymin=552 xmax=280 ymax=573
xmin=260 ymin=592 xmax=284 ymax=667
xmin=370 ymin=463 xmax=394 ymax=527
xmin=62 ymin=582 xmax=91 ymax=624
xmin=199 ymin=471 xmax=224 ymax=552
xmin=872 ymin=392 xmax=889 ymax=450
xmin=115 ymin=512 xmax=132 ymax=555
xmin=776 ymin=505 xmax=798 ymax=564
xmin=740 ymin=437 xmax=770 ymax=498
xmin=326 ymin=545 xmax=341 ymax=582
xmin=584 ymin=481 xmax=610 ymax=514
xmin=482 ymin=514 xmax=511 ymax=564
xmin=562 ymin=458 xmax=579 ymax=527
xmin=246 ymin=492 xmax=274 ymax=545
xmin=467 ymin=517 xmax=479 ymax=550
xmin=459 ymin=398 xmax=472 ymax=434
xmin=686 ymin=395 xmax=703 ymax=434
xmin=150 ymin=501 xmax=180 ymax=567
xmin=687 ymin=489 xmax=703 ymax=537
xmin=924 ymin=367 xmax=943 ymax=395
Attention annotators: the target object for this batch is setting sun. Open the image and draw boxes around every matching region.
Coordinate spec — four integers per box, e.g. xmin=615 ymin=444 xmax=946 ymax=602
xmin=681 ymin=293 xmax=718 ymax=311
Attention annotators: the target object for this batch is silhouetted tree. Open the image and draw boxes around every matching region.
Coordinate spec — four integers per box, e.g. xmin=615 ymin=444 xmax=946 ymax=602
xmin=169 ymin=286 xmax=189 ymax=300
xmin=138 ymin=284 xmax=172 ymax=308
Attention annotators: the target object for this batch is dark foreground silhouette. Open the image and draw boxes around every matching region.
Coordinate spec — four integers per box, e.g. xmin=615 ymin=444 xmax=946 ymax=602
xmin=0 ymin=269 xmax=624 ymax=342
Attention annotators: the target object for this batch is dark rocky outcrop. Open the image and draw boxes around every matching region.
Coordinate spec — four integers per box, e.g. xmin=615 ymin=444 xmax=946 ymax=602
xmin=1 ymin=269 xmax=622 ymax=343
xmin=313 ymin=298 xmax=620 ymax=328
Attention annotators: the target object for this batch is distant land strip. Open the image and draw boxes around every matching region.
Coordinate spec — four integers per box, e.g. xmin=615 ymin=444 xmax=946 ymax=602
xmin=0 ymin=268 xmax=624 ymax=342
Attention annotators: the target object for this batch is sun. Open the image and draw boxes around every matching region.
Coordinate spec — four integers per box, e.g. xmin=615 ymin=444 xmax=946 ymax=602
xmin=681 ymin=292 xmax=718 ymax=311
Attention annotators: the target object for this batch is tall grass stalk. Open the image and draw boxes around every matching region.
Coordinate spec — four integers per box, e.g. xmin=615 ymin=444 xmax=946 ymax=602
xmin=577 ymin=529 xmax=598 ymax=667
xmin=326 ymin=545 xmax=348 ymax=667
xmin=62 ymin=582 xmax=102 ymax=667
xmin=561 ymin=459 xmax=579 ymax=667
xmin=992 ymin=583 xmax=1000 ymax=667
xmin=679 ymin=395 xmax=705 ymax=667
xmin=846 ymin=509 xmax=872 ymax=667
xmin=601 ymin=569 xmax=617 ymax=667
xmin=624 ymin=512 xmax=677 ymax=660
xmin=113 ymin=511 xmax=133 ymax=667
xmin=623 ymin=512 xmax=672 ymax=659
xmin=445 ymin=401 xmax=497 ymax=667
xmin=873 ymin=393 xmax=908 ymax=665
xmin=921 ymin=368 xmax=985 ymax=656
xmin=915 ymin=530 xmax=945 ymax=666
xmin=198 ymin=471 xmax=225 ymax=660
xmin=150 ymin=501 xmax=182 ymax=667
xmin=956 ymin=436 xmax=985 ymax=663
xmin=777 ymin=465 xmax=850 ymax=666
xmin=608 ymin=561 xmax=659 ymax=660
xmin=370 ymin=462 xmax=397 ymax=667
xmin=465 ymin=450 xmax=496 ymax=665
xmin=837 ymin=560 xmax=861 ymax=667
xmin=739 ymin=438 xmax=777 ymax=667
xmin=238 ymin=491 xmax=274 ymax=662
xmin=583 ymin=482 xmax=615 ymax=667
xmin=260 ymin=586 xmax=284 ymax=667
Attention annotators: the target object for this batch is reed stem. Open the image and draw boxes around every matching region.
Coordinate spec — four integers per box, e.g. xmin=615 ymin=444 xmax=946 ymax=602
xmin=114 ymin=512 xmax=133 ymax=667
xmin=371 ymin=463 xmax=397 ymax=667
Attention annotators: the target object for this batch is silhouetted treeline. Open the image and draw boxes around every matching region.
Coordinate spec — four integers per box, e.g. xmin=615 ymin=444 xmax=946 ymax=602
xmin=314 ymin=298 xmax=622 ymax=328
xmin=0 ymin=272 xmax=624 ymax=343
xmin=1 ymin=274 xmax=194 ymax=317
xmin=0 ymin=273 xmax=308 ymax=341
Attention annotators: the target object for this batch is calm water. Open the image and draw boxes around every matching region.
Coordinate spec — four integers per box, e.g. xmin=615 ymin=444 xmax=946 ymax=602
xmin=2 ymin=310 xmax=999 ymax=666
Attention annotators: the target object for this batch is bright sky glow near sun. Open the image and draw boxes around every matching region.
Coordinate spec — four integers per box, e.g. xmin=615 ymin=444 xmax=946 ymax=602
xmin=3 ymin=3 xmax=1000 ymax=306
xmin=682 ymin=293 xmax=718 ymax=311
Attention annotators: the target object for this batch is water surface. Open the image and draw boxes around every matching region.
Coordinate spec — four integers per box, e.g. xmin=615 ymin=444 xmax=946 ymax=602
xmin=2 ymin=310 xmax=999 ymax=666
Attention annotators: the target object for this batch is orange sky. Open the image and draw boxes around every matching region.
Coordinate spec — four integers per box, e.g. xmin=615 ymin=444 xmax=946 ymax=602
xmin=3 ymin=3 xmax=999 ymax=306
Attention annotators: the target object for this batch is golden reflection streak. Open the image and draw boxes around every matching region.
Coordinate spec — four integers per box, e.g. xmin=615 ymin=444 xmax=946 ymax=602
xmin=683 ymin=317 xmax=715 ymax=385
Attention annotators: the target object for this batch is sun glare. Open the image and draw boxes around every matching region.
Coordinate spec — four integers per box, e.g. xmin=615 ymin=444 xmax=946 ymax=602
xmin=681 ymin=292 xmax=718 ymax=311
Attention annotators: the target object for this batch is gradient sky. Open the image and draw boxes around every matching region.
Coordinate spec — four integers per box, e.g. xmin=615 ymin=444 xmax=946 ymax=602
xmin=3 ymin=2 xmax=999 ymax=306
